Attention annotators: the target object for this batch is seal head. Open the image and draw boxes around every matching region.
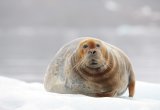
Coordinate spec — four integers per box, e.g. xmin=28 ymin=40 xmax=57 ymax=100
xmin=74 ymin=39 xmax=108 ymax=76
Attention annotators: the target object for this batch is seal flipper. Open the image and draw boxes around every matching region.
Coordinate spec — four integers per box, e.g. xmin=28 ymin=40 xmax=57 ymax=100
xmin=128 ymin=69 xmax=135 ymax=97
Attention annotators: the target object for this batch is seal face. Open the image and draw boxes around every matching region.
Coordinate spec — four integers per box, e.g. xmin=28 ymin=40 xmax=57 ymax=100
xmin=44 ymin=37 xmax=135 ymax=97
xmin=74 ymin=39 xmax=107 ymax=76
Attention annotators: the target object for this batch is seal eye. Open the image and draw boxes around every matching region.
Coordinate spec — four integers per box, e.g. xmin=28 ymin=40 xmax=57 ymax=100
xmin=96 ymin=44 xmax=100 ymax=47
xmin=83 ymin=44 xmax=88 ymax=48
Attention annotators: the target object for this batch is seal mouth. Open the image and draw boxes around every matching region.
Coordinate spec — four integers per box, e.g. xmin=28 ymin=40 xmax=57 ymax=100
xmin=87 ymin=59 xmax=100 ymax=68
xmin=86 ymin=63 xmax=103 ymax=69
xmin=90 ymin=59 xmax=98 ymax=65
xmin=91 ymin=62 xmax=98 ymax=65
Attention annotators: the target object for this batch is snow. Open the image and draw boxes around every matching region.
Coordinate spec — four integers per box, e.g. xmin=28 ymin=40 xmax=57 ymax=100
xmin=0 ymin=76 xmax=160 ymax=110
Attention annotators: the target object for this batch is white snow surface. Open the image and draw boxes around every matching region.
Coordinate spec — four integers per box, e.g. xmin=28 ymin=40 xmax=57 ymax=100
xmin=0 ymin=76 xmax=160 ymax=110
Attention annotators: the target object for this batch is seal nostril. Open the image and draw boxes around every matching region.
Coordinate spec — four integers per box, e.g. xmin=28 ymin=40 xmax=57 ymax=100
xmin=88 ymin=51 xmax=92 ymax=54
xmin=93 ymin=51 xmax=96 ymax=54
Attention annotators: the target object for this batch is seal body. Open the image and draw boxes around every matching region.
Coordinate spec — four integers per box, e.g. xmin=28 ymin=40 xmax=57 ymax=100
xmin=44 ymin=37 xmax=135 ymax=97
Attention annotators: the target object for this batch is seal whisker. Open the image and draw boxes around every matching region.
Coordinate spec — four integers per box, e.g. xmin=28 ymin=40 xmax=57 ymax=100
xmin=106 ymin=63 xmax=112 ymax=69
xmin=72 ymin=58 xmax=85 ymax=71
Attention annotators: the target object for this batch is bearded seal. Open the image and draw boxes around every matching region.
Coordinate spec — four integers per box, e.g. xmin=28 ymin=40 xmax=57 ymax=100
xmin=44 ymin=37 xmax=135 ymax=97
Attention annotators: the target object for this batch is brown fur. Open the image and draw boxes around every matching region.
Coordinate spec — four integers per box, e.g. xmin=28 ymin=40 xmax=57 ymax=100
xmin=73 ymin=38 xmax=135 ymax=97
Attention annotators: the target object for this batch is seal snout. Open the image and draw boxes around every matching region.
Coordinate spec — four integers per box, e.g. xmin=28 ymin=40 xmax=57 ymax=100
xmin=88 ymin=49 xmax=97 ymax=55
